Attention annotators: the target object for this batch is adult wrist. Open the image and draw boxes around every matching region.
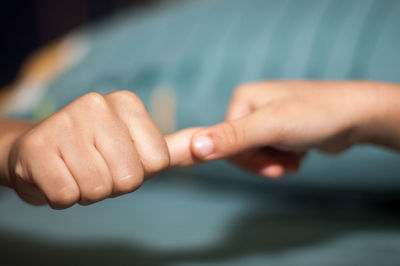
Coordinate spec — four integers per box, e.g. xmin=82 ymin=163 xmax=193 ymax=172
xmin=350 ymin=82 xmax=400 ymax=149
xmin=0 ymin=119 xmax=35 ymax=187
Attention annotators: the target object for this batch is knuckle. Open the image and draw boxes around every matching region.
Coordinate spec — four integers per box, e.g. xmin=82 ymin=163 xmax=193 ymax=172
xmin=233 ymin=84 xmax=249 ymax=98
xmin=106 ymin=90 xmax=148 ymax=114
xmin=50 ymin=186 xmax=80 ymax=208
xmin=80 ymin=183 xmax=112 ymax=203
xmin=144 ymin=152 xmax=170 ymax=174
xmin=216 ymin=121 xmax=246 ymax=148
xmin=113 ymin=174 xmax=143 ymax=194
xmin=234 ymin=82 xmax=261 ymax=95
xmin=81 ymin=92 xmax=108 ymax=110
xmin=113 ymin=90 xmax=138 ymax=100
xmin=20 ymin=131 xmax=46 ymax=153
xmin=122 ymin=91 xmax=147 ymax=111
xmin=52 ymin=111 xmax=77 ymax=133
xmin=109 ymin=90 xmax=140 ymax=103
xmin=271 ymin=127 xmax=286 ymax=145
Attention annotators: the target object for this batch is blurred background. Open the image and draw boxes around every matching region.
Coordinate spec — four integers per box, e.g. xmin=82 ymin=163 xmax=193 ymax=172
xmin=1 ymin=0 xmax=400 ymax=265
xmin=0 ymin=0 xmax=157 ymax=88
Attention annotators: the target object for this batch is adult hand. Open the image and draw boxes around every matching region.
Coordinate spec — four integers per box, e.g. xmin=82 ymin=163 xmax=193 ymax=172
xmin=190 ymin=81 xmax=400 ymax=178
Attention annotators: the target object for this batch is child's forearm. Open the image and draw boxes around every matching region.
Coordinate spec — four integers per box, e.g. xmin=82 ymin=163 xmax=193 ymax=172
xmin=0 ymin=118 xmax=35 ymax=187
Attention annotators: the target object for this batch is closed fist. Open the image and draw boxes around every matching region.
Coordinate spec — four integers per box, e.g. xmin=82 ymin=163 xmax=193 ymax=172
xmin=8 ymin=91 xmax=170 ymax=209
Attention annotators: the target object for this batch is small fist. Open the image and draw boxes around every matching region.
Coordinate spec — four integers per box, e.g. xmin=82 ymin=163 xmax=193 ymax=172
xmin=8 ymin=91 xmax=170 ymax=209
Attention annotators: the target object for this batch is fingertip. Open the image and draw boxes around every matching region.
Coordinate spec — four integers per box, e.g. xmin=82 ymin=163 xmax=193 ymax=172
xmin=165 ymin=127 xmax=203 ymax=167
xmin=261 ymin=165 xmax=285 ymax=179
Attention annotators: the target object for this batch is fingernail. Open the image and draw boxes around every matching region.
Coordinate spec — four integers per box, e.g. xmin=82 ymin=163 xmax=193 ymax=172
xmin=193 ymin=135 xmax=214 ymax=158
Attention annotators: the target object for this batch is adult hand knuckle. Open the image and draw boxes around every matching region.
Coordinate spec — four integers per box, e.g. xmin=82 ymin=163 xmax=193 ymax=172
xmin=233 ymin=84 xmax=249 ymax=98
xmin=218 ymin=121 xmax=245 ymax=147
xmin=236 ymin=81 xmax=262 ymax=93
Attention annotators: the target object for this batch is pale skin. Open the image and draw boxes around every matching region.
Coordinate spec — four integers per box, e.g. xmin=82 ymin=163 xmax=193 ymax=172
xmin=0 ymin=81 xmax=400 ymax=209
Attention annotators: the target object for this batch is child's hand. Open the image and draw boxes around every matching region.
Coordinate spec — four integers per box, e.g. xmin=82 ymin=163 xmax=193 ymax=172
xmin=7 ymin=91 xmax=171 ymax=209
xmin=190 ymin=81 xmax=400 ymax=178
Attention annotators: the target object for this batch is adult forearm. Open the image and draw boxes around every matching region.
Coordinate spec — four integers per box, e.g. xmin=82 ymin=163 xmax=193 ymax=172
xmin=352 ymin=82 xmax=400 ymax=151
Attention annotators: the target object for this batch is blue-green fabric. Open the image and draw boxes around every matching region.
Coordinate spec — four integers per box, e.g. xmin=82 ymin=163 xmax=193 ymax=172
xmin=2 ymin=0 xmax=400 ymax=265
xmin=18 ymin=0 xmax=400 ymax=190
